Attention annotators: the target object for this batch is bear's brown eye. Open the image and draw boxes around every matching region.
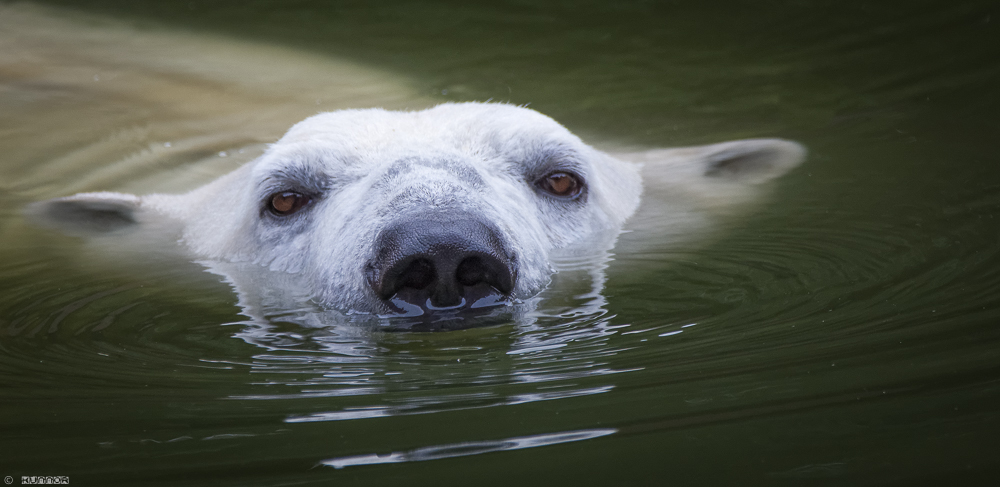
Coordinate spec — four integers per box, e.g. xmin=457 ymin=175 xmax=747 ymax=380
xmin=538 ymin=172 xmax=583 ymax=198
xmin=268 ymin=191 xmax=311 ymax=216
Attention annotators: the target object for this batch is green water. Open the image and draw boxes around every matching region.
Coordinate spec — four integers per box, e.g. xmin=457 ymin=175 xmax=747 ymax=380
xmin=2 ymin=1 xmax=1000 ymax=485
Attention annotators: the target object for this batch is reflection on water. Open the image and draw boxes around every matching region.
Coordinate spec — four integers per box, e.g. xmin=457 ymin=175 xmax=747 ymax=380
xmin=284 ymin=386 xmax=615 ymax=422
xmin=321 ymin=428 xmax=618 ymax=469
xmin=211 ymin=246 xmax=633 ymax=426
xmin=3 ymin=1 xmax=1000 ymax=485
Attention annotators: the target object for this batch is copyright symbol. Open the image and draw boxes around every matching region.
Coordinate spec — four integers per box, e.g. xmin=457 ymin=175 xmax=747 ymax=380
xmin=4 ymin=475 xmax=12 ymax=485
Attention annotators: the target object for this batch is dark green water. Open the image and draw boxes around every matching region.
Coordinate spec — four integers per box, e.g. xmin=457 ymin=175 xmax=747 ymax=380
xmin=2 ymin=1 xmax=1000 ymax=485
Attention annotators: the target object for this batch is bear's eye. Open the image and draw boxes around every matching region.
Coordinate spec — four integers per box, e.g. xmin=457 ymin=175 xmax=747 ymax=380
xmin=267 ymin=191 xmax=311 ymax=216
xmin=537 ymin=171 xmax=583 ymax=199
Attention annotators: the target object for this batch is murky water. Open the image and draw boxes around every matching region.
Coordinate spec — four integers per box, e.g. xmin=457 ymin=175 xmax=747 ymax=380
xmin=3 ymin=1 xmax=1000 ymax=485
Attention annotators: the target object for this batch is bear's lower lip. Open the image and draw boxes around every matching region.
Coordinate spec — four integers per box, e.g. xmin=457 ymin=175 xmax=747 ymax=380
xmin=379 ymin=283 xmax=514 ymax=320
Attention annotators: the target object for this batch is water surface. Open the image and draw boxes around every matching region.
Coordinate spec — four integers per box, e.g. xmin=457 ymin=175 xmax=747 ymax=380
xmin=2 ymin=1 xmax=999 ymax=485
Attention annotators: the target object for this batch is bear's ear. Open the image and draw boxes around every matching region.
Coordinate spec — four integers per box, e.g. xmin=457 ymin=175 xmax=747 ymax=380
xmin=697 ymin=138 xmax=806 ymax=183
xmin=623 ymin=138 xmax=806 ymax=185
xmin=27 ymin=192 xmax=142 ymax=234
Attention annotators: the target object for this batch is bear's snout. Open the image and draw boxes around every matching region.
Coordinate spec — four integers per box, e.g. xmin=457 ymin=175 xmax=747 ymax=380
xmin=366 ymin=215 xmax=517 ymax=311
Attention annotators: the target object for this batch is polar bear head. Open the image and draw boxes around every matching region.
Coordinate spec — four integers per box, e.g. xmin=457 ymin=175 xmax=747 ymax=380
xmin=30 ymin=102 xmax=804 ymax=320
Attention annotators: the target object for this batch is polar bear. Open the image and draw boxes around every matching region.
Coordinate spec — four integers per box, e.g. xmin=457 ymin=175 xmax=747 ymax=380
xmin=30 ymin=102 xmax=805 ymax=323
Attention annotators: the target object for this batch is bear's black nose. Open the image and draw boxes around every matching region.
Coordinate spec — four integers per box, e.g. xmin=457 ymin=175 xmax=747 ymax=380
xmin=366 ymin=216 xmax=517 ymax=309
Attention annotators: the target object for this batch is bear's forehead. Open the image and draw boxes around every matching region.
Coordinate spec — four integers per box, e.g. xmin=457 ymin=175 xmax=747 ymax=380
xmin=277 ymin=104 xmax=577 ymax=152
xmin=259 ymin=104 xmax=587 ymax=177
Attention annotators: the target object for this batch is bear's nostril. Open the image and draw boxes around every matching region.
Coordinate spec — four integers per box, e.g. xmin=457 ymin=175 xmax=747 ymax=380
xmin=455 ymin=257 xmax=487 ymax=287
xmin=400 ymin=259 xmax=436 ymax=290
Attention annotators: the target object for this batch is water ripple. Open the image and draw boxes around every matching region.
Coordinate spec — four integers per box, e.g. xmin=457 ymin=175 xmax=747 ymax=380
xmin=320 ymin=428 xmax=617 ymax=469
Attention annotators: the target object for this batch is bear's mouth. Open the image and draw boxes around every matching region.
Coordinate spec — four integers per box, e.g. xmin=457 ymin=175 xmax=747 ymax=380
xmin=375 ymin=284 xmax=518 ymax=331
xmin=389 ymin=282 xmax=513 ymax=312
